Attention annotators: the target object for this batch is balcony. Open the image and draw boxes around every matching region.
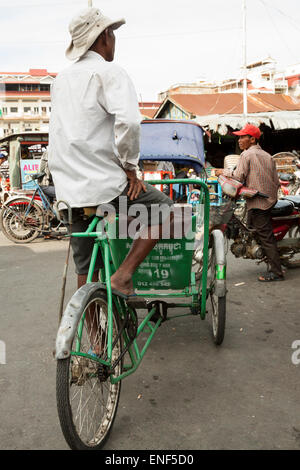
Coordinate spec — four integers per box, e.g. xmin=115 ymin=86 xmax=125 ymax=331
xmin=0 ymin=112 xmax=50 ymax=121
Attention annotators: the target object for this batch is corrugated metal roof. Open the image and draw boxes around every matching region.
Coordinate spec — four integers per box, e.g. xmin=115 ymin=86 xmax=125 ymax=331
xmin=140 ymin=108 xmax=159 ymax=118
xmin=155 ymin=92 xmax=300 ymax=132
xmin=166 ymin=93 xmax=300 ymax=116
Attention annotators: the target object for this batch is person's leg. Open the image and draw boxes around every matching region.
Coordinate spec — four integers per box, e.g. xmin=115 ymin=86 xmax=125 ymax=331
xmin=109 ymin=183 xmax=174 ymax=295
xmin=41 ymin=185 xmax=56 ymax=200
xmin=250 ymin=208 xmax=283 ymax=278
xmin=110 ymin=222 xmax=170 ymax=295
xmin=64 ymin=209 xmax=103 ymax=352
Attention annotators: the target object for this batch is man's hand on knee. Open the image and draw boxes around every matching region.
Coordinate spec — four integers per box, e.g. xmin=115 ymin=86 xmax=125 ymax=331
xmin=125 ymin=169 xmax=147 ymax=200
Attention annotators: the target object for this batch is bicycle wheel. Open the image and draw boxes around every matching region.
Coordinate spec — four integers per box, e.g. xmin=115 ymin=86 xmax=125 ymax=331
xmin=56 ymin=289 xmax=122 ymax=450
xmin=208 ymin=238 xmax=226 ymax=346
xmin=0 ymin=198 xmax=43 ymax=243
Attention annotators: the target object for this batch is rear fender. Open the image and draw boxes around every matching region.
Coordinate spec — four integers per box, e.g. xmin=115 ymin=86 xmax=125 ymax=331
xmin=211 ymin=229 xmax=226 ymax=297
xmin=3 ymin=195 xmax=43 ymax=211
xmin=55 ymin=282 xmax=107 ymax=360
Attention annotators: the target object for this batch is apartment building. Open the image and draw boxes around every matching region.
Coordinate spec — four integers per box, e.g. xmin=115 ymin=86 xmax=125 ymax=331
xmin=158 ymin=57 xmax=292 ymax=100
xmin=0 ymin=68 xmax=56 ymax=138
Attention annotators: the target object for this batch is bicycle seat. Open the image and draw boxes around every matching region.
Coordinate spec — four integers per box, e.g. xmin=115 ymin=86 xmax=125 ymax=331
xmin=278 ymin=173 xmax=295 ymax=182
xmin=270 ymin=200 xmax=294 ymax=217
xmin=31 ymin=172 xmax=46 ymax=180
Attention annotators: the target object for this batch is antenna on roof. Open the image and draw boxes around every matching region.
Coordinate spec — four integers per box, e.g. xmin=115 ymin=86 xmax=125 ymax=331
xmin=242 ymin=0 xmax=248 ymax=117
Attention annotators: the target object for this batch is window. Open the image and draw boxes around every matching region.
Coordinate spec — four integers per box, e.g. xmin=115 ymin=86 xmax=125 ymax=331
xmin=40 ymin=84 xmax=50 ymax=91
xmin=5 ymin=84 xmax=19 ymax=91
xmin=10 ymin=107 xmax=18 ymax=113
xmin=2 ymin=107 xmax=7 ymax=115
xmin=41 ymin=107 xmax=47 ymax=114
xmin=33 ymin=107 xmax=39 ymax=114
xmin=24 ymin=107 xmax=31 ymax=113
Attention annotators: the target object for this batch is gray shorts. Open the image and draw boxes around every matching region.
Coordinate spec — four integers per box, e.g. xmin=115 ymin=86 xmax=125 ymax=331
xmin=64 ymin=183 xmax=173 ymax=275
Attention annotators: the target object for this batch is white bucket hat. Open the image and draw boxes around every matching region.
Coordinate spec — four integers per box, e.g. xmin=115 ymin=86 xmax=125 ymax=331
xmin=65 ymin=7 xmax=125 ymax=61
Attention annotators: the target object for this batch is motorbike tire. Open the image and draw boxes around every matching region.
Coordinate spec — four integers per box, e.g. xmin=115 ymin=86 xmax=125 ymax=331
xmin=281 ymin=226 xmax=300 ymax=269
xmin=281 ymin=257 xmax=300 ymax=269
xmin=0 ymin=198 xmax=44 ymax=243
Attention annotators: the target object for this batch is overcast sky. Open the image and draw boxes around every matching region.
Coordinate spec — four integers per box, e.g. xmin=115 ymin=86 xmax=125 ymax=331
xmin=0 ymin=0 xmax=300 ymax=100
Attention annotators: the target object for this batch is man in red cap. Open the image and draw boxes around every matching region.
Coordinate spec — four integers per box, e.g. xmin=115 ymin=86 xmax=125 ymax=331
xmin=215 ymin=124 xmax=283 ymax=282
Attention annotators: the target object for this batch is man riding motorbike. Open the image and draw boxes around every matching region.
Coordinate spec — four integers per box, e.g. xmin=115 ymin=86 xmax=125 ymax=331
xmin=215 ymin=124 xmax=284 ymax=282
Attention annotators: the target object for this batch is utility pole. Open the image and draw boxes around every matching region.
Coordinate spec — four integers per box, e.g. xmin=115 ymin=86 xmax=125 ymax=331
xmin=242 ymin=0 xmax=248 ymax=117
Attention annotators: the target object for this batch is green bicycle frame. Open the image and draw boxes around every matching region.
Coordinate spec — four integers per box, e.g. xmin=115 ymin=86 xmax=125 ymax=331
xmin=70 ymin=179 xmax=210 ymax=383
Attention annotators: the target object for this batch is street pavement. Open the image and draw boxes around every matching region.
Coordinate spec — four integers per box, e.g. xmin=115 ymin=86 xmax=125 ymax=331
xmin=0 ymin=230 xmax=299 ymax=450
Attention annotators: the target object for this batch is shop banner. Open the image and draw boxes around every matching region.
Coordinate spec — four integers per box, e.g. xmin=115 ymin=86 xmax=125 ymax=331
xmin=20 ymin=159 xmax=40 ymax=189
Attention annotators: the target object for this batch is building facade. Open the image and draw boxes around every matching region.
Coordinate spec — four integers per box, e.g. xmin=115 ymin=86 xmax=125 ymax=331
xmin=0 ymin=68 xmax=159 ymax=137
xmin=0 ymin=68 xmax=56 ymax=138
xmin=158 ymin=57 xmax=293 ymax=101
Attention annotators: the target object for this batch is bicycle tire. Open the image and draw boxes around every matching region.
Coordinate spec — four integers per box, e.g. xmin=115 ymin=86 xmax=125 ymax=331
xmin=0 ymin=198 xmax=43 ymax=243
xmin=210 ymin=295 xmax=226 ymax=345
xmin=56 ymin=289 xmax=122 ymax=450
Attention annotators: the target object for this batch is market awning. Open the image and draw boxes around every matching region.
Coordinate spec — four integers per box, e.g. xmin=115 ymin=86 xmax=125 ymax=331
xmin=194 ymin=111 xmax=300 ymax=135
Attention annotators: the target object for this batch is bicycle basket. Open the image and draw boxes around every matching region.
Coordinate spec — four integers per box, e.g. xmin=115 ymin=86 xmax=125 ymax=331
xmin=209 ymin=199 xmax=234 ymax=226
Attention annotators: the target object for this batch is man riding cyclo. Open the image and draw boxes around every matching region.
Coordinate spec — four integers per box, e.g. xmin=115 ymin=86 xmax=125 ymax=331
xmin=48 ymin=7 xmax=175 ymax=301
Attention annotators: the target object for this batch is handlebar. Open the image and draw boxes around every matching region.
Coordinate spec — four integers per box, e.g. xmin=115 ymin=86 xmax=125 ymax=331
xmin=257 ymin=191 xmax=269 ymax=198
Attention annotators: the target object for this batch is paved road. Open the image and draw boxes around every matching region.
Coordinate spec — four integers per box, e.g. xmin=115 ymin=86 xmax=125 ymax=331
xmin=0 ymin=231 xmax=299 ymax=450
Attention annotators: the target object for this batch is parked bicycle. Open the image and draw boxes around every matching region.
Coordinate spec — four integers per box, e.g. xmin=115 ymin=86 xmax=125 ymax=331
xmin=0 ymin=173 xmax=67 ymax=243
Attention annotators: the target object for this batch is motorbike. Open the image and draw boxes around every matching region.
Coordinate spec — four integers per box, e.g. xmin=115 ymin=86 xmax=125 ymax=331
xmin=216 ymin=175 xmax=300 ymax=269
xmin=0 ymin=173 xmax=66 ymax=243
xmin=275 ymin=153 xmax=300 ymax=197
xmin=278 ymin=170 xmax=300 ymax=197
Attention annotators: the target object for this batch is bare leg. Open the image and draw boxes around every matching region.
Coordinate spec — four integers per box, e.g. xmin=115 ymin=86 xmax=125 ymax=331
xmin=110 ymin=226 xmax=159 ymax=295
xmin=110 ymin=213 xmax=175 ymax=295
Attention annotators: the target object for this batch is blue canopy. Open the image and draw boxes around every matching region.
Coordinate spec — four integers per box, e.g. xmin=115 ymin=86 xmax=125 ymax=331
xmin=140 ymin=119 xmax=205 ymax=173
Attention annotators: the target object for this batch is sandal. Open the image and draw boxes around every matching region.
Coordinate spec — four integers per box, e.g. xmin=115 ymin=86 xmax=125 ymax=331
xmin=258 ymin=272 xmax=284 ymax=282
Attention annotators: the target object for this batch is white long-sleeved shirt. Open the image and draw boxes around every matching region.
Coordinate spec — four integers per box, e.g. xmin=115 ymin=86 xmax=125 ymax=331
xmin=48 ymin=51 xmax=141 ymax=207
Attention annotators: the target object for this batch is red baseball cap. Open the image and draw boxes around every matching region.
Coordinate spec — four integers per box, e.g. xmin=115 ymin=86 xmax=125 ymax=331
xmin=232 ymin=124 xmax=261 ymax=139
